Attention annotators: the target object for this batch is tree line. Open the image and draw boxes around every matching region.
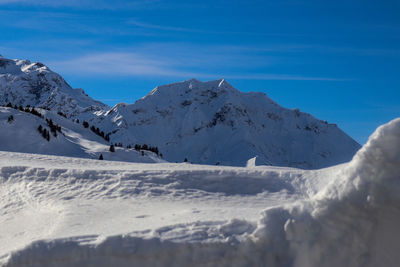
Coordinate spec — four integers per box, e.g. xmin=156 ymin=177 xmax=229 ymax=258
xmin=82 ymin=120 xmax=111 ymax=142
xmin=4 ymin=103 xmax=63 ymax=142
xmin=108 ymin=143 xmax=161 ymax=157
xmin=6 ymin=102 xmax=43 ymax=118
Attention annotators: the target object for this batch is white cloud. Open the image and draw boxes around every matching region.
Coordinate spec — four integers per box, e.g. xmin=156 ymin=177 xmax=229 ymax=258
xmin=47 ymin=52 xmax=347 ymax=81
xmin=224 ymin=74 xmax=350 ymax=81
xmin=48 ymin=52 xmax=200 ymax=78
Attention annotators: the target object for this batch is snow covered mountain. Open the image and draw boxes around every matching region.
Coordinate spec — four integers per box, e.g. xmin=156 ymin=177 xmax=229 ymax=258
xmin=0 ymin=54 xmax=107 ymax=117
xmin=95 ymin=78 xmax=360 ymax=168
xmin=0 ymin=106 xmax=162 ymax=163
xmin=0 ymin=55 xmax=360 ymax=168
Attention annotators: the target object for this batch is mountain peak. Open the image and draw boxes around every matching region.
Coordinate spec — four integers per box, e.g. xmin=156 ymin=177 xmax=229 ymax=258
xmin=0 ymin=55 xmax=108 ymax=116
xmin=187 ymin=78 xmax=201 ymax=83
xmin=147 ymin=78 xmax=237 ymax=97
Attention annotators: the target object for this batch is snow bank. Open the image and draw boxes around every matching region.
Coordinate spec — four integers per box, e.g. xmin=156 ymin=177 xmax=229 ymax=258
xmin=3 ymin=119 xmax=400 ymax=266
xmin=255 ymin=118 xmax=400 ymax=266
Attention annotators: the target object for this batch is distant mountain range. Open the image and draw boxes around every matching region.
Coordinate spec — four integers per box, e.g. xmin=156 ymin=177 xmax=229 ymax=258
xmin=0 ymin=54 xmax=361 ymax=168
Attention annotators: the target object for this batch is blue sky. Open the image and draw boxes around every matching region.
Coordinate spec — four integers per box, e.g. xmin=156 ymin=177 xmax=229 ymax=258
xmin=0 ymin=0 xmax=399 ymax=144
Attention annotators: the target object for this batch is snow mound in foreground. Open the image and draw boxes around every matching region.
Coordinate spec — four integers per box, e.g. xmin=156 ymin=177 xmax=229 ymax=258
xmin=255 ymin=118 xmax=400 ymax=266
xmin=4 ymin=119 xmax=400 ymax=267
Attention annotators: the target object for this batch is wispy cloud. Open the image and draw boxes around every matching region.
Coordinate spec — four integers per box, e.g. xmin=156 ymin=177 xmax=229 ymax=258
xmin=48 ymin=52 xmax=200 ymax=78
xmin=0 ymin=0 xmax=162 ymax=10
xmin=0 ymin=9 xmax=303 ymax=38
xmin=128 ymin=20 xmax=200 ymax=33
xmin=310 ymin=45 xmax=400 ymax=58
xmin=126 ymin=19 xmax=308 ymax=37
xmin=224 ymin=74 xmax=350 ymax=81
xmin=47 ymin=52 xmax=348 ymax=81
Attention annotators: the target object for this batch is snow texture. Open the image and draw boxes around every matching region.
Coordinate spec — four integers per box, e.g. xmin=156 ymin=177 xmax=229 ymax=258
xmin=0 ymin=118 xmax=399 ymax=266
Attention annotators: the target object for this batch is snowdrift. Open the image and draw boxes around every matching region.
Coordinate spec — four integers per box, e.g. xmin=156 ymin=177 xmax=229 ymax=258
xmin=253 ymin=117 xmax=400 ymax=266
xmin=1 ymin=119 xmax=399 ymax=266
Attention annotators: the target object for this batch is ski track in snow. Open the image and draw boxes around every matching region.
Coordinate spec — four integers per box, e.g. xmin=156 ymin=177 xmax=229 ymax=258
xmin=0 ymin=118 xmax=399 ymax=266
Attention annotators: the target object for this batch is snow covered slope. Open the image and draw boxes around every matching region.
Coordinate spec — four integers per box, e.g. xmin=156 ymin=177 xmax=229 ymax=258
xmin=0 ymin=55 xmax=107 ymax=117
xmin=97 ymin=79 xmax=360 ymax=168
xmin=0 ymin=118 xmax=399 ymax=266
xmin=0 ymin=107 xmax=162 ymax=163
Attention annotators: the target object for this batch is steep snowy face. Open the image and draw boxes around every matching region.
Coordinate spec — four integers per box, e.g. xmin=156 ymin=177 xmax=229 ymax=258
xmin=101 ymin=78 xmax=361 ymax=168
xmin=0 ymin=55 xmax=108 ymax=117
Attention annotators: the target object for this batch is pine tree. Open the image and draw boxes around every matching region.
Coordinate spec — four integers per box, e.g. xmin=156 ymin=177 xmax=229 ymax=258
xmin=30 ymin=107 xmax=41 ymax=117
xmin=57 ymin=111 xmax=67 ymax=118
xmin=7 ymin=115 xmax=14 ymax=123
xmin=99 ymin=154 xmax=104 ymax=160
xmin=42 ymin=129 xmax=50 ymax=141
xmin=109 ymin=144 xmax=115 ymax=152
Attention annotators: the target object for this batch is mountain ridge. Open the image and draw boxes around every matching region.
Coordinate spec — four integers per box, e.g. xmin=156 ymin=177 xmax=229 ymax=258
xmin=0 ymin=55 xmax=361 ymax=168
xmin=95 ymin=77 xmax=360 ymax=168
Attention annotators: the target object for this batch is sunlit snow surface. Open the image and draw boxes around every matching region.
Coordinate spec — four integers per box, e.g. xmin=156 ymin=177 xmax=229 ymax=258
xmin=1 ymin=118 xmax=399 ymax=266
